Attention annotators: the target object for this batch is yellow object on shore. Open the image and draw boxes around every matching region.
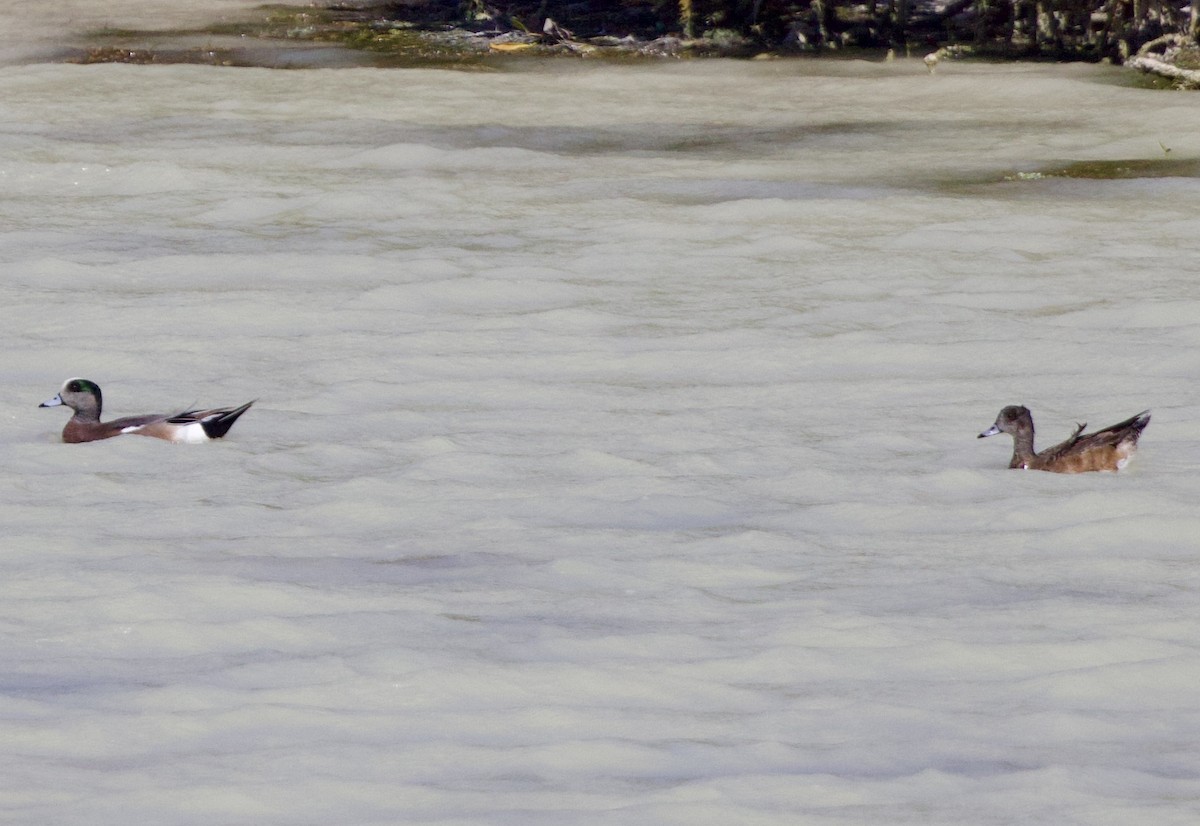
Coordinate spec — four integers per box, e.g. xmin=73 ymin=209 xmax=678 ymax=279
xmin=489 ymin=41 xmax=536 ymax=52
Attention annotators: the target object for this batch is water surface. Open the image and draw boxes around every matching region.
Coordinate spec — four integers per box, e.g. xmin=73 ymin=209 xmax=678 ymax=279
xmin=3 ymin=20 xmax=1200 ymax=825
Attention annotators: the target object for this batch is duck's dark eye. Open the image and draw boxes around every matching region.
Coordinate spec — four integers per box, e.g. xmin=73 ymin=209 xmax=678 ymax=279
xmin=68 ymin=380 xmax=83 ymax=392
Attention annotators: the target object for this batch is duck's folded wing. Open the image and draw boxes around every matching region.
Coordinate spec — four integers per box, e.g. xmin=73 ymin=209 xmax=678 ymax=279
xmin=108 ymin=413 xmax=171 ymax=434
xmin=166 ymin=408 xmax=212 ymax=424
xmin=1038 ymin=421 xmax=1088 ymax=463
xmin=1040 ymin=411 xmax=1151 ymax=462
xmin=1089 ymin=410 xmax=1151 ymax=442
xmin=167 ymin=401 xmax=254 ymax=425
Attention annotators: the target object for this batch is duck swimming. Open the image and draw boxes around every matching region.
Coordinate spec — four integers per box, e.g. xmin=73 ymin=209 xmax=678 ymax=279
xmin=40 ymin=378 xmax=254 ymax=444
xmin=978 ymin=406 xmax=1149 ymax=473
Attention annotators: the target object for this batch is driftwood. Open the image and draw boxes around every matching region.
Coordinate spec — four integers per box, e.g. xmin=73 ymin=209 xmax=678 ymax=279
xmin=1127 ymin=35 xmax=1200 ymax=88
xmin=1126 ymin=54 xmax=1200 ymax=86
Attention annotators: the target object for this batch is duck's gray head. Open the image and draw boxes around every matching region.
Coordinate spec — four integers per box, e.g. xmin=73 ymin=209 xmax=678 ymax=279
xmin=978 ymin=405 xmax=1031 ymax=438
xmin=40 ymin=377 xmax=103 ymax=417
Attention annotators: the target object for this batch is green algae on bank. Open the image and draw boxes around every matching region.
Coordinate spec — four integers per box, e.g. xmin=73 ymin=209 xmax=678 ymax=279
xmin=1009 ymin=157 xmax=1200 ymax=180
xmin=65 ymin=4 xmax=496 ymax=69
xmin=932 ymin=153 xmax=1200 ymax=196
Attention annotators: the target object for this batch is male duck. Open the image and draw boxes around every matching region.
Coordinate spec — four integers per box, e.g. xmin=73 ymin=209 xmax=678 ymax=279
xmin=978 ymin=405 xmax=1149 ymax=473
xmin=40 ymin=378 xmax=254 ymax=444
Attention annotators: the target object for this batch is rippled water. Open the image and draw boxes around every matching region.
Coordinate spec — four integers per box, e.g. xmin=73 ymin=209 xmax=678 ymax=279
xmin=3 ymin=7 xmax=1200 ymax=822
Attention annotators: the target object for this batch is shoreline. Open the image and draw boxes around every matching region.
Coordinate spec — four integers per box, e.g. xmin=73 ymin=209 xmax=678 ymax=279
xmin=18 ymin=0 xmax=1197 ymax=88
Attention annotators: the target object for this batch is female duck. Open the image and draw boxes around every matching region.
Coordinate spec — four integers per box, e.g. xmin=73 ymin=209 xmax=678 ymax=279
xmin=978 ymin=405 xmax=1149 ymax=473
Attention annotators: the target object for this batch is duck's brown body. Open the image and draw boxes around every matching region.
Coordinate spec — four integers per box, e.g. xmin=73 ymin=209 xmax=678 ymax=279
xmin=978 ymin=406 xmax=1149 ymax=473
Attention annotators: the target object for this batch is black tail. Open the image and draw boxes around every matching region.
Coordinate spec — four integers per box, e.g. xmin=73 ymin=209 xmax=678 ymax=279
xmin=200 ymin=401 xmax=255 ymax=439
